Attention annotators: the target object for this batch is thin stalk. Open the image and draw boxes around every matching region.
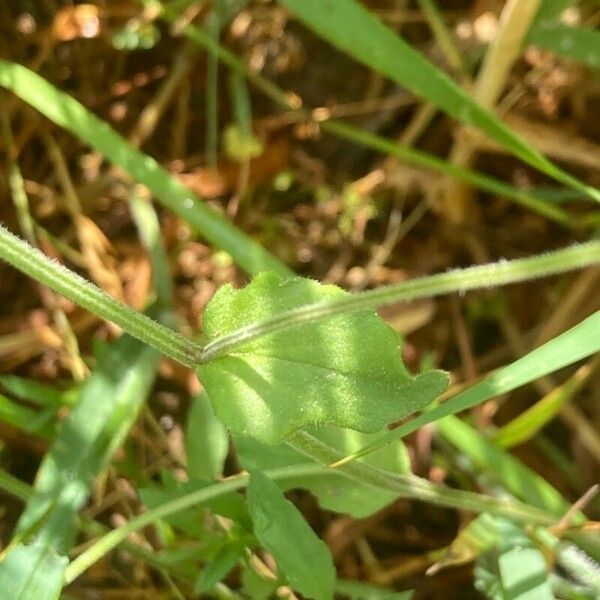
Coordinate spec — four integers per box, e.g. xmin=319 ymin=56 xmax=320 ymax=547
xmin=0 ymin=225 xmax=202 ymax=367
xmin=64 ymin=449 xmax=556 ymax=585
xmin=64 ymin=463 xmax=329 ymax=583
xmin=320 ymin=120 xmax=574 ymax=227
xmin=200 ymin=240 xmax=600 ymax=362
xmin=145 ymin=0 xmax=578 ymax=228
xmin=287 ymin=431 xmax=555 ymax=525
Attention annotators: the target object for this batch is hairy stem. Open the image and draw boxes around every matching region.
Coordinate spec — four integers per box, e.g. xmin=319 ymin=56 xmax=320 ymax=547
xmin=0 ymin=224 xmax=202 ymax=367
xmin=201 ymin=241 xmax=600 ymax=361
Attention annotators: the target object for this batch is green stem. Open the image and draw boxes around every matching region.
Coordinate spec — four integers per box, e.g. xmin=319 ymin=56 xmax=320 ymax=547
xmin=201 ymin=240 xmax=600 ymax=361
xmin=64 ymin=463 xmax=329 ymax=583
xmin=64 ymin=447 xmax=556 ymax=585
xmin=146 ymin=0 xmax=578 ymax=228
xmin=287 ymin=431 xmax=555 ymax=524
xmin=320 ymin=120 xmax=574 ymax=226
xmin=0 ymin=225 xmax=201 ymax=367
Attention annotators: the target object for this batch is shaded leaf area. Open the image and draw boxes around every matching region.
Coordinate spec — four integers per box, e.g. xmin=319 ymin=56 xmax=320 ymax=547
xmin=474 ymin=518 xmax=553 ymax=600
xmin=185 ymin=391 xmax=229 ymax=481
xmin=235 ymin=425 xmax=410 ymax=518
xmin=198 ymin=272 xmax=448 ymax=444
xmin=247 ymin=470 xmax=336 ymax=600
xmin=0 ymin=334 xmax=159 ymax=597
xmin=14 ymin=335 xmax=158 ymax=548
xmin=0 ymin=542 xmax=67 ymax=600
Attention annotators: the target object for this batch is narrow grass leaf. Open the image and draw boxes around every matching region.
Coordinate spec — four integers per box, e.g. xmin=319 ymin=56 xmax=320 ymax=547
xmin=0 ymin=60 xmax=291 ymax=277
xmin=0 ymin=375 xmax=72 ymax=408
xmin=437 ymin=416 xmax=569 ymax=515
xmin=336 ymin=309 xmax=600 ymax=464
xmin=528 ymin=22 xmax=600 ymax=70
xmin=14 ymin=335 xmax=159 ymax=552
xmin=279 ymin=0 xmax=600 ymax=202
xmin=194 ymin=542 xmax=245 ymax=594
xmin=0 ymin=394 xmax=54 ymax=439
xmin=185 ymin=392 xmax=229 ymax=481
xmin=198 ymin=273 xmax=447 ymax=444
xmin=0 ymin=542 xmax=67 ymax=600
xmin=247 ymin=470 xmax=336 ymax=600
xmin=535 ymin=0 xmax=576 ymax=22
xmin=494 ymin=358 xmax=598 ymax=448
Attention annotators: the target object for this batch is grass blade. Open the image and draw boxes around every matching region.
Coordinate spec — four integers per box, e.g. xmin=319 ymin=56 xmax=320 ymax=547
xmin=0 ymin=60 xmax=291 ymax=278
xmin=14 ymin=335 xmax=159 ymax=550
xmin=0 ymin=542 xmax=67 ymax=600
xmin=333 ymin=309 xmax=600 ymax=465
xmin=437 ymin=416 xmax=570 ymax=516
xmin=528 ymin=22 xmax=600 ymax=70
xmin=279 ymin=0 xmax=600 ymax=202
xmin=0 ymin=335 xmax=160 ymax=599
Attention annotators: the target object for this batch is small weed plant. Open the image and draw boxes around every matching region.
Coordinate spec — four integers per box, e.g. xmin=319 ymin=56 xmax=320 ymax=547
xmin=0 ymin=1 xmax=599 ymax=599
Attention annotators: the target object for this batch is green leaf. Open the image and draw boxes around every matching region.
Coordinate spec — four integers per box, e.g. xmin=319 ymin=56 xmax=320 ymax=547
xmin=185 ymin=392 xmax=229 ymax=480
xmin=0 ymin=542 xmax=67 ymax=600
xmin=14 ymin=334 xmax=159 ymax=552
xmin=335 ymin=579 xmax=413 ymax=600
xmin=241 ymin=561 xmax=279 ymax=600
xmin=246 ymin=470 xmax=336 ymax=600
xmin=197 ymin=273 xmax=448 ymax=444
xmin=438 ymin=416 xmax=570 ymax=516
xmin=477 ymin=545 xmax=554 ymax=600
xmin=235 ymin=425 xmax=410 ymax=517
xmin=0 ymin=375 xmax=75 ymax=408
xmin=0 ymin=60 xmax=291 ymax=278
xmin=528 ymin=21 xmax=600 ymax=70
xmin=194 ymin=542 xmax=245 ymax=594
xmin=278 ymin=0 xmax=600 ymax=202
xmin=339 ymin=309 xmax=600 ymax=463
xmin=0 ymin=394 xmax=55 ymax=439
xmin=473 ymin=517 xmax=554 ymax=600
xmin=139 ymin=475 xmax=251 ymax=538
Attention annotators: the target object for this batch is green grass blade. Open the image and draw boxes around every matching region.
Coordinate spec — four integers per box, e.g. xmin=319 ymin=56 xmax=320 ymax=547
xmin=13 ymin=335 xmax=159 ymax=552
xmin=528 ymin=22 xmax=600 ymax=70
xmin=334 ymin=309 xmax=600 ymax=465
xmin=279 ymin=0 xmax=600 ymax=202
xmin=0 ymin=542 xmax=67 ymax=600
xmin=0 ymin=394 xmax=54 ymax=439
xmin=335 ymin=579 xmax=413 ymax=600
xmin=535 ymin=0 xmax=576 ymax=22
xmin=0 ymin=375 xmax=72 ymax=408
xmin=437 ymin=416 xmax=570 ymax=516
xmin=493 ymin=358 xmax=598 ymax=448
xmin=151 ymin=1 xmax=583 ymax=226
xmin=320 ymin=120 xmax=575 ymax=227
xmin=128 ymin=190 xmax=174 ymax=311
xmin=0 ymin=60 xmax=291 ymax=278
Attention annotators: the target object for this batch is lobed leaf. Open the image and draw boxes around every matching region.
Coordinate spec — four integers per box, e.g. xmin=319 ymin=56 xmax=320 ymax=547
xmin=198 ymin=273 xmax=448 ymax=444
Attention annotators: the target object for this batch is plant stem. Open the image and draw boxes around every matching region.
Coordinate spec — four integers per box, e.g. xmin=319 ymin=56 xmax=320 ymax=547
xmin=0 ymin=224 xmax=202 ymax=367
xmin=64 ymin=446 xmax=557 ymax=585
xmin=64 ymin=463 xmax=329 ymax=583
xmin=200 ymin=240 xmax=600 ymax=361
xmin=287 ymin=432 xmax=556 ymax=524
